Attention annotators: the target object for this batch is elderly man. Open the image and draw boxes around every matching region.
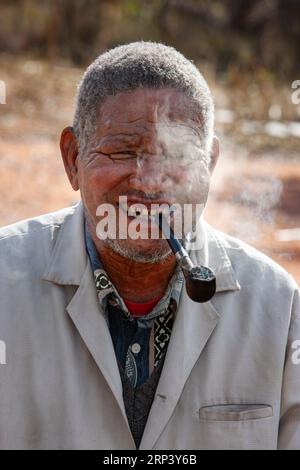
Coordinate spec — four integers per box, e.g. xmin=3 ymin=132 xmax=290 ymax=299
xmin=0 ymin=42 xmax=299 ymax=450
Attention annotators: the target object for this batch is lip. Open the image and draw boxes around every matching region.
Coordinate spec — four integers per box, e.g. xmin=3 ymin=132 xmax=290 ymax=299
xmin=125 ymin=198 xmax=176 ymax=208
xmin=117 ymin=198 xmax=177 ymax=212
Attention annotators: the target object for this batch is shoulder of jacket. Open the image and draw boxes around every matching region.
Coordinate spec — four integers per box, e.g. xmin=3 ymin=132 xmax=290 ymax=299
xmin=206 ymin=223 xmax=298 ymax=293
xmin=0 ymin=204 xmax=78 ymax=244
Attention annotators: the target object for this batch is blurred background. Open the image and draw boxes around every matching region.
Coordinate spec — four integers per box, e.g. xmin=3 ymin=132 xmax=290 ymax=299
xmin=0 ymin=0 xmax=299 ymax=283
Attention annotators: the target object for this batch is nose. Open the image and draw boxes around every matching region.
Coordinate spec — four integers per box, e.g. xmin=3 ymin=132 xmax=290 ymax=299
xmin=128 ymin=153 xmax=174 ymax=193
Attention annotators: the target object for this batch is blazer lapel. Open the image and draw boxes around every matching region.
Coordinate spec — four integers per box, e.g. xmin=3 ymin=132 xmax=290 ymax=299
xmin=42 ymin=203 xmax=131 ymax=432
xmin=140 ymin=219 xmax=241 ymax=450
xmin=139 ymin=291 xmax=220 ymax=450
xmin=66 ymin=261 xmax=129 ymax=426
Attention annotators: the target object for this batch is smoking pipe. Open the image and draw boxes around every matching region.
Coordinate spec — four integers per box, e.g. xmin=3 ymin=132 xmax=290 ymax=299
xmin=155 ymin=212 xmax=216 ymax=303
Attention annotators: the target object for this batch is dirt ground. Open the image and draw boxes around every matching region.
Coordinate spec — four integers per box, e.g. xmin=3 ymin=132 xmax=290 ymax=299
xmin=0 ymin=57 xmax=299 ymax=285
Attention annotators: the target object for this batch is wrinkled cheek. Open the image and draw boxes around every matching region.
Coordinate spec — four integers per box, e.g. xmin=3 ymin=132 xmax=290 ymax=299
xmin=78 ymin=167 xmax=109 ymax=200
xmin=76 ymin=170 xmax=105 ymax=221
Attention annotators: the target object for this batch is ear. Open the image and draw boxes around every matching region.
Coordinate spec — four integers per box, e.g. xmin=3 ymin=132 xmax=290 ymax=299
xmin=209 ymin=136 xmax=219 ymax=175
xmin=60 ymin=126 xmax=80 ymax=191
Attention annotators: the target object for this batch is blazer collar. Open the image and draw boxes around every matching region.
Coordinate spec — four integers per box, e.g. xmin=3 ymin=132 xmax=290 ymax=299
xmin=42 ymin=202 xmax=87 ymax=285
xmin=189 ymin=218 xmax=240 ymax=293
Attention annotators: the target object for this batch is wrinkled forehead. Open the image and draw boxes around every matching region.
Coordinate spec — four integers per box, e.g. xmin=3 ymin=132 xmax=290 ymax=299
xmin=95 ymin=87 xmax=203 ymax=146
xmin=98 ymin=88 xmax=201 ymax=130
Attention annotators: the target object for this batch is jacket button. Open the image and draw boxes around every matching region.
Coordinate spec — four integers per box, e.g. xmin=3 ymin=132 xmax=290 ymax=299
xmin=131 ymin=343 xmax=141 ymax=354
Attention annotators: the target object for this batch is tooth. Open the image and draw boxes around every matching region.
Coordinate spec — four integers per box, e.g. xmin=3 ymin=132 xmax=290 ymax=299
xmin=127 ymin=206 xmax=137 ymax=216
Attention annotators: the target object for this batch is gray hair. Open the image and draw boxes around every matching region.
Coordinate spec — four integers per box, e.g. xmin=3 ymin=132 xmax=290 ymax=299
xmin=73 ymin=41 xmax=214 ymax=156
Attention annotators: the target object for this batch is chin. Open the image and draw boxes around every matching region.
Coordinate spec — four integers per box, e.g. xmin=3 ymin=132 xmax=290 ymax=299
xmin=104 ymin=238 xmax=173 ymax=264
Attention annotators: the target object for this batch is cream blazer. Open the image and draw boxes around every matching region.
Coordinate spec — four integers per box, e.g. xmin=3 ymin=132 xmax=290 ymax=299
xmin=0 ymin=203 xmax=299 ymax=449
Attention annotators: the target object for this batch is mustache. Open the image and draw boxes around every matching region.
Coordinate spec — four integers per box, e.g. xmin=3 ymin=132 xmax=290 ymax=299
xmin=102 ymin=189 xmax=177 ymax=205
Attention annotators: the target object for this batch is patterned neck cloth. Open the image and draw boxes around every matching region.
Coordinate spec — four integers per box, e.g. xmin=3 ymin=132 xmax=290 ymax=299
xmin=84 ymin=221 xmax=184 ymax=386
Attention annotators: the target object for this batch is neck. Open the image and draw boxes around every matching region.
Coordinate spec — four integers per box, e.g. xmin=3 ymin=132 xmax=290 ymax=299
xmin=90 ymin=238 xmax=177 ymax=303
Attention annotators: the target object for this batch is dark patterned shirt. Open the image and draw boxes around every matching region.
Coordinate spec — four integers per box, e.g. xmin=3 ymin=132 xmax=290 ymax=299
xmin=84 ymin=222 xmax=184 ymax=387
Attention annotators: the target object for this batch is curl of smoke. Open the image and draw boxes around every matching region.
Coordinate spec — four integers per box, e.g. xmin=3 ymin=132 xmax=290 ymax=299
xmin=232 ymin=175 xmax=283 ymax=242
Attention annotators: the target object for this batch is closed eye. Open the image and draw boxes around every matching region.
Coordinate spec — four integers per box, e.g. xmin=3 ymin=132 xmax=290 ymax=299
xmin=100 ymin=151 xmax=137 ymax=161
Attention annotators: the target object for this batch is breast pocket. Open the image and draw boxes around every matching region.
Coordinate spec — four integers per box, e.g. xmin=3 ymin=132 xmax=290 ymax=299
xmin=199 ymin=404 xmax=273 ymax=421
xmin=198 ymin=404 xmax=275 ymax=449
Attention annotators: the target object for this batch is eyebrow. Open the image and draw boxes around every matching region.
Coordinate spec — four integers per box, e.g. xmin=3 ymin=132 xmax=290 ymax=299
xmin=97 ymin=132 xmax=144 ymax=149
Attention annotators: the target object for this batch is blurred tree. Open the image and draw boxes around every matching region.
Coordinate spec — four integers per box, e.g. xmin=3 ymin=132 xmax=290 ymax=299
xmin=47 ymin=0 xmax=102 ymax=63
xmin=0 ymin=0 xmax=299 ymax=75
